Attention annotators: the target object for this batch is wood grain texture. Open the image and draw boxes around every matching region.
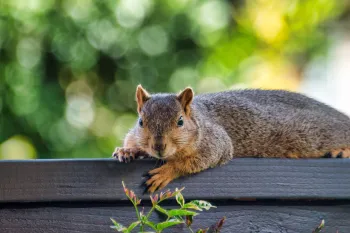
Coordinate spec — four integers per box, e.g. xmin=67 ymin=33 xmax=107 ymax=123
xmin=1 ymin=202 xmax=349 ymax=233
xmin=1 ymin=158 xmax=350 ymax=202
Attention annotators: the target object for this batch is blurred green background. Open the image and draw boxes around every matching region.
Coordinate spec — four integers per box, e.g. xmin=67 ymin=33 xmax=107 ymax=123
xmin=1 ymin=0 xmax=350 ymax=159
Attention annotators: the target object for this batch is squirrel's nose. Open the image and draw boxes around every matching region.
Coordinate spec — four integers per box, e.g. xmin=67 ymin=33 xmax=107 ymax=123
xmin=153 ymin=136 xmax=166 ymax=153
xmin=153 ymin=143 xmax=166 ymax=152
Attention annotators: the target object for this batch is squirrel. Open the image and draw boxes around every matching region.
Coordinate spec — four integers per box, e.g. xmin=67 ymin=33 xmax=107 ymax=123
xmin=112 ymin=85 xmax=350 ymax=193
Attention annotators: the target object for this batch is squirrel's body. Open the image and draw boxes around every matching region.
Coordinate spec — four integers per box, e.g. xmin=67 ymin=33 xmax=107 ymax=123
xmin=113 ymin=86 xmax=350 ymax=193
xmin=193 ymin=89 xmax=350 ymax=159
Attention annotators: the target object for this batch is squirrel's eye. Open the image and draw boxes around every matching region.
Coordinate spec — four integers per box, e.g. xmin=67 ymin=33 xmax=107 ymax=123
xmin=177 ymin=116 xmax=184 ymax=127
xmin=139 ymin=118 xmax=143 ymax=127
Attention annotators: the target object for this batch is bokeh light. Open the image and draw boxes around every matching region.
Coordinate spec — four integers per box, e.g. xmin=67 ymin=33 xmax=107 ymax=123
xmin=0 ymin=136 xmax=37 ymax=160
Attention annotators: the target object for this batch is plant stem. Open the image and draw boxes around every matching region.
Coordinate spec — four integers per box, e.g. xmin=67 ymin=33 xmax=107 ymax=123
xmin=146 ymin=205 xmax=155 ymax=219
xmin=133 ymin=204 xmax=144 ymax=232
xmin=178 ymin=216 xmax=194 ymax=233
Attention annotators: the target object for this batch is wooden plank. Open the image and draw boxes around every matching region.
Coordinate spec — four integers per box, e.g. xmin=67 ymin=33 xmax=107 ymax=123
xmin=0 ymin=201 xmax=349 ymax=233
xmin=1 ymin=158 xmax=350 ymax=202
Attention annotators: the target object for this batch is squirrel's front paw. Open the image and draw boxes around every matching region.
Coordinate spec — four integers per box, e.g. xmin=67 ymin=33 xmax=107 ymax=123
xmin=112 ymin=147 xmax=140 ymax=163
xmin=142 ymin=164 xmax=177 ymax=194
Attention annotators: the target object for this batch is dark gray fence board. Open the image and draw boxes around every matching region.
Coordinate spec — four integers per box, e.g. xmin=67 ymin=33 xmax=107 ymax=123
xmin=1 ymin=202 xmax=349 ymax=233
xmin=1 ymin=158 xmax=350 ymax=232
xmin=1 ymin=158 xmax=350 ymax=202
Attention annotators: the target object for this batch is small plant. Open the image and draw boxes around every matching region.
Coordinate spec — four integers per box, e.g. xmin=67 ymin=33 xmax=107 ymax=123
xmin=312 ymin=220 xmax=339 ymax=233
xmin=313 ymin=220 xmax=325 ymax=233
xmin=111 ymin=182 xmax=332 ymax=233
xmin=110 ymin=181 xmax=224 ymax=233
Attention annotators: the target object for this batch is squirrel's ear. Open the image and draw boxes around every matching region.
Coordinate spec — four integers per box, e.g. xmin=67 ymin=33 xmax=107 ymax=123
xmin=177 ymin=87 xmax=194 ymax=115
xmin=135 ymin=85 xmax=150 ymax=113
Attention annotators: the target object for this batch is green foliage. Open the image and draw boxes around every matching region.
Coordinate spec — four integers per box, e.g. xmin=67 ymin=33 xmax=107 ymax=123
xmin=0 ymin=0 xmax=349 ymax=159
xmin=112 ymin=183 xmax=334 ymax=233
xmin=110 ymin=182 xmax=221 ymax=233
xmin=155 ymin=219 xmax=184 ymax=231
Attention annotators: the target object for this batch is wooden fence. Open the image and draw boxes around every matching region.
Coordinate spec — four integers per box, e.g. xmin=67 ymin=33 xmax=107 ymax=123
xmin=1 ymin=158 xmax=350 ymax=232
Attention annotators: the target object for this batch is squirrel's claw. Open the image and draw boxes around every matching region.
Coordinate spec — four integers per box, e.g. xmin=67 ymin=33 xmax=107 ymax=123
xmin=143 ymin=185 xmax=151 ymax=195
xmin=141 ymin=172 xmax=152 ymax=179
xmin=141 ymin=173 xmax=153 ymax=194
xmin=141 ymin=164 xmax=176 ymax=194
xmin=141 ymin=180 xmax=152 ymax=195
xmin=322 ymin=151 xmax=344 ymax=158
xmin=322 ymin=152 xmax=332 ymax=158
xmin=141 ymin=171 xmax=157 ymax=194
xmin=112 ymin=147 xmax=139 ymax=163
xmin=336 ymin=152 xmax=343 ymax=158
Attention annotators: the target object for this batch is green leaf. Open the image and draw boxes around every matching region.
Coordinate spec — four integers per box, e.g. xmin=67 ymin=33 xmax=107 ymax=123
xmin=191 ymin=200 xmax=216 ymax=210
xmin=156 ymin=219 xmax=184 ymax=231
xmin=167 ymin=209 xmax=198 ymax=217
xmin=127 ymin=221 xmax=140 ymax=232
xmin=141 ymin=215 xmax=147 ymax=221
xmin=175 ymin=191 xmax=185 ymax=207
xmin=155 ymin=205 xmax=169 ymax=216
xmin=170 ymin=215 xmax=183 ymax=222
xmin=110 ymin=218 xmax=127 ymax=232
xmin=312 ymin=220 xmax=325 ymax=233
xmin=183 ymin=202 xmax=203 ymax=211
xmin=144 ymin=220 xmax=157 ymax=230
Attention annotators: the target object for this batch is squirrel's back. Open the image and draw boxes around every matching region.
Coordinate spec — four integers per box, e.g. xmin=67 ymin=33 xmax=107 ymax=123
xmin=192 ymin=89 xmax=350 ymax=158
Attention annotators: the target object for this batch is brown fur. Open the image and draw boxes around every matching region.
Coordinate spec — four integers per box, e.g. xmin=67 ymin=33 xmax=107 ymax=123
xmin=113 ymin=85 xmax=350 ymax=193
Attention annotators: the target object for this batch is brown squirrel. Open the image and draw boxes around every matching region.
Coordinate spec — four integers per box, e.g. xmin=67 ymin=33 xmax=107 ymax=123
xmin=113 ymin=85 xmax=350 ymax=193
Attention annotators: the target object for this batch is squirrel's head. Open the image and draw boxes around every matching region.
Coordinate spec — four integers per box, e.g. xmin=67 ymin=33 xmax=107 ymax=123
xmin=134 ymin=85 xmax=198 ymax=160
